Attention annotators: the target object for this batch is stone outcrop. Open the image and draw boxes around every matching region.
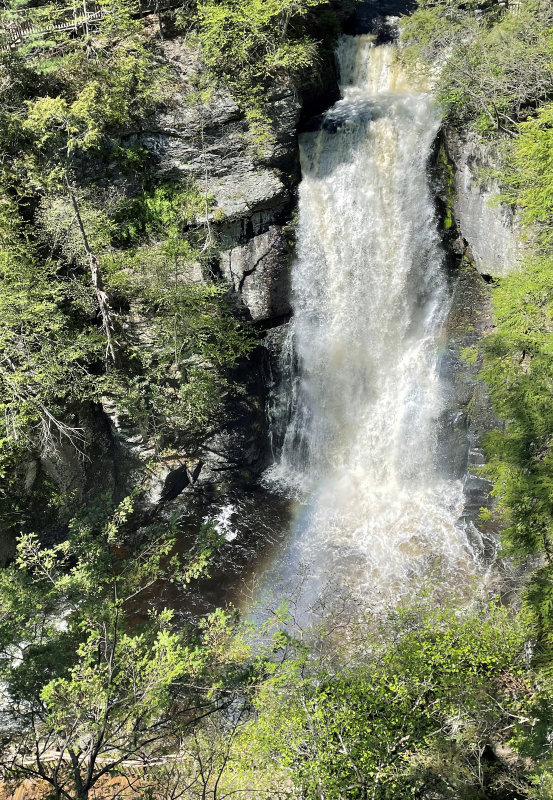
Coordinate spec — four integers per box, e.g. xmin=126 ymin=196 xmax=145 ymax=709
xmin=219 ymin=226 xmax=292 ymax=322
xmin=439 ymin=259 xmax=501 ymax=559
xmin=135 ymin=39 xmax=301 ymax=227
xmin=438 ymin=126 xmax=520 ymax=557
xmin=92 ymin=38 xmax=309 ymax=511
xmin=140 ymin=39 xmax=300 ymax=325
xmin=445 ymin=129 xmax=520 ymax=278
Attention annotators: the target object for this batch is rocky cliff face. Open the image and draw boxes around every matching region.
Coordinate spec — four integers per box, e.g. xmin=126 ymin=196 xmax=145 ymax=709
xmin=438 ymin=126 xmax=519 ymax=552
xmin=135 ymin=38 xmax=301 ymax=319
xmin=79 ymin=37 xmax=338 ymax=517
xmin=106 ymin=36 xmax=522 ymax=520
xmin=0 ymin=32 xmax=341 ymax=553
xmin=445 ymin=128 xmax=520 ymax=279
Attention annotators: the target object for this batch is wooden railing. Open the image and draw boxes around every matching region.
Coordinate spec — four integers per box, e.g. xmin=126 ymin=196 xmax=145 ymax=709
xmin=0 ymin=0 xmax=182 ymax=50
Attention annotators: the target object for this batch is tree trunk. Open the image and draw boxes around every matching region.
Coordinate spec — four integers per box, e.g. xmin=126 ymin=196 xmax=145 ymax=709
xmin=66 ymin=178 xmax=117 ymax=364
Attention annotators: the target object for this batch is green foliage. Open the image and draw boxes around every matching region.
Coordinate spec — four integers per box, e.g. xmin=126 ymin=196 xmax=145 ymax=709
xmin=0 ymin=2 xmax=168 ymax=505
xmin=503 ymin=103 xmax=553 ymax=246
xmin=477 ymin=257 xmax=553 ymax=647
xmin=112 ymin=277 xmax=253 ymax=443
xmin=114 ymin=182 xmax=210 ymax=245
xmin=0 ymin=496 xmax=235 ymax=799
xmin=406 ymin=0 xmax=553 ymax=664
xmin=194 ymin=0 xmax=345 ymax=145
xmin=402 ymin=0 xmax=553 ymax=133
xmin=80 ymin=596 xmax=545 ymax=800
xmin=219 ymin=599 xmax=542 ymax=800
xmin=197 ymin=0 xmax=326 ymax=82
xmin=104 ymin=178 xmax=254 ymax=446
xmin=3 ymin=4 xmax=167 ymax=190
xmin=0 ymin=510 xmax=333 ymax=800
xmin=0 ymin=197 xmax=104 ymax=526
xmin=0 ymin=1 xmax=257 ymax=524
xmin=0 ymin=501 xmax=549 ymax=800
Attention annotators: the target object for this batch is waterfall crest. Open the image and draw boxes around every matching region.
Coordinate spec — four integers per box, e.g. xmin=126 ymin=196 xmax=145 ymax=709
xmin=263 ymin=36 xmax=477 ymax=605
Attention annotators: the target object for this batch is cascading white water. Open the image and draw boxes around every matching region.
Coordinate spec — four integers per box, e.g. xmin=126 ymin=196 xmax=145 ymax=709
xmin=262 ymin=35 xmax=479 ymax=608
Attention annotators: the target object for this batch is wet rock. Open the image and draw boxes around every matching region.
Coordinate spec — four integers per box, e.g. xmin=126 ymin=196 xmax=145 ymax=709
xmin=0 ymin=529 xmax=15 ymax=566
xmin=436 ymin=408 xmax=469 ymax=480
xmin=440 ymin=258 xmax=501 ymax=530
xmin=160 ymin=463 xmax=191 ymax=502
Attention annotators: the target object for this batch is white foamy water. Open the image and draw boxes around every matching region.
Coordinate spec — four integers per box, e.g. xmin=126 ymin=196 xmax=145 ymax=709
xmin=262 ymin=36 xmax=479 ymax=609
xmin=207 ymin=503 xmax=238 ymax=542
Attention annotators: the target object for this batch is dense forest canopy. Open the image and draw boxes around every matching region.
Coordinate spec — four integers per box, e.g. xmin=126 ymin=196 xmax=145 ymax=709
xmin=1 ymin=0 xmax=553 ymax=798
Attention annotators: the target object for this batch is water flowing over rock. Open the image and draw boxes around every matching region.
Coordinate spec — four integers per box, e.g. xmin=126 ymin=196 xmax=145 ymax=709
xmin=263 ymin=36 xmax=483 ymax=610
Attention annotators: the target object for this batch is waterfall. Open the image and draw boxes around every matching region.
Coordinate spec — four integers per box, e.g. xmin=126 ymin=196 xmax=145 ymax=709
xmin=263 ymin=35 xmax=478 ymax=608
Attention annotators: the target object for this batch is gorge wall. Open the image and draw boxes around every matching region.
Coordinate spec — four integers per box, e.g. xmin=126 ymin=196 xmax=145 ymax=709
xmin=11 ymin=1 xmax=522 ymax=558
xmin=438 ymin=128 xmax=521 ymax=549
xmin=44 ymin=31 xmax=341 ymax=523
xmin=94 ymin=12 xmax=520 ymax=523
